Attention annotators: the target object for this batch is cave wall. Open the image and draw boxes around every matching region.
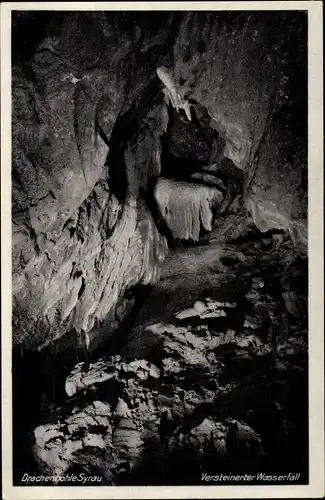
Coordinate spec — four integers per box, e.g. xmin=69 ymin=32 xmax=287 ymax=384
xmin=172 ymin=11 xmax=307 ymax=250
xmin=12 ymin=12 xmax=176 ymax=349
xmin=12 ymin=11 xmax=307 ymax=349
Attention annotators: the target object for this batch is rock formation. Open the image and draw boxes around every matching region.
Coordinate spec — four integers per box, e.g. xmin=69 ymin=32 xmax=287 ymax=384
xmin=31 ymin=244 xmax=308 ymax=484
xmin=154 ymin=178 xmax=223 ymax=241
xmin=11 ymin=10 xmax=308 ymax=486
xmin=12 ymin=11 xmax=307 ymax=349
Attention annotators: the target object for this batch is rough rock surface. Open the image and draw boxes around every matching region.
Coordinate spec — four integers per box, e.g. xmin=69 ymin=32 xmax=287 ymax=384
xmin=13 ymin=153 xmax=168 ymax=347
xmin=12 ymin=12 xmax=176 ymax=348
xmin=31 ymin=239 xmax=308 ymax=485
xmin=12 ymin=11 xmax=307 ymax=349
xmin=164 ymin=106 xmax=211 ymax=163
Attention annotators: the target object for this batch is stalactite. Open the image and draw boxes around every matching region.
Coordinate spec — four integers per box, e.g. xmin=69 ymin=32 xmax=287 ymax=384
xmin=154 ymin=178 xmax=223 ymax=241
xmin=156 ymin=66 xmax=192 ymax=121
xmin=136 ymin=200 xmax=169 ymax=286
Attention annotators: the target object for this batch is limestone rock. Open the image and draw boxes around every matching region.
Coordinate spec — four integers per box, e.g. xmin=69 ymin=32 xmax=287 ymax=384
xmin=282 ymin=291 xmax=307 ymax=318
xmin=33 ymin=400 xmax=112 ymax=476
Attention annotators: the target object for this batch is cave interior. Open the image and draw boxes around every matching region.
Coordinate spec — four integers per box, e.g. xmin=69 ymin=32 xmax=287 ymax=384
xmin=11 ymin=10 xmax=308 ymax=486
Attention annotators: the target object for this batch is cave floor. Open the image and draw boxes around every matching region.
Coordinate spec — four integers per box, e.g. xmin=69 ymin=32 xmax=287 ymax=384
xmin=13 ymin=236 xmax=308 ymax=486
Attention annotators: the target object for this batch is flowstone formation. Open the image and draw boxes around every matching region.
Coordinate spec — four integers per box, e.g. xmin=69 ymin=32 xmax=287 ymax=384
xmin=12 ymin=10 xmax=308 ymax=486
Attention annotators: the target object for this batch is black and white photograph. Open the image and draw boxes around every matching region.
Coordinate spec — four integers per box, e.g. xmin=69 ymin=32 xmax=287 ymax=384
xmin=1 ymin=2 xmax=324 ymax=499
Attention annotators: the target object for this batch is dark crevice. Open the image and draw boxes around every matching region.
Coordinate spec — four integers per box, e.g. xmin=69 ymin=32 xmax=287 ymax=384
xmin=29 ymin=227 xmax=41 ymax=255
xmin=62 ymin=218 xmax=73 ymax=232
